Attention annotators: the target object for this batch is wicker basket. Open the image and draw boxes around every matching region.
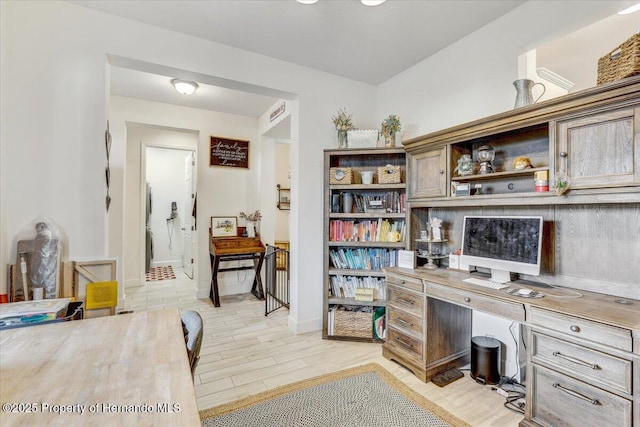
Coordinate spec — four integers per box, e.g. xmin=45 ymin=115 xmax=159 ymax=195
xmin=334 ymin=309 xmax=372 ymax=338
xmin=330 ymin=167 xmax=360 ymax=184
xmin=597 ymin=33 xmax=640 ymax=85
xmin=377 ymin=165 xmax=402 ymax=184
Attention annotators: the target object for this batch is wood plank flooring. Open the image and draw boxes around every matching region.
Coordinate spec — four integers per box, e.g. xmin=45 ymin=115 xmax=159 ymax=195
xmin=126 ymin=266 xmax=523 ymax=426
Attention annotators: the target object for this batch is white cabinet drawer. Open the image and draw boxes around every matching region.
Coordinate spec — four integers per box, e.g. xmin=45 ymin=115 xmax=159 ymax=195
xmin=424 ymin=281 xmax=525 ymax=322
xmin=531 ymin=364 xmax=632 ymax=427
xmin=529 ymin=307 xmax=631 ymax=352
xmin=532 ymin=332 xmax=632 ymax=395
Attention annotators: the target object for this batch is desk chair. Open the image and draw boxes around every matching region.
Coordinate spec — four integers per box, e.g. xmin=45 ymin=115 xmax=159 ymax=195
xmin=181 ymin=310 xmax=203 ymax=379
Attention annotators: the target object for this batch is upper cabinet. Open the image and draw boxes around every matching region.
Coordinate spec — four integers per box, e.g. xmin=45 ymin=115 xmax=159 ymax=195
xmin=556 ymin=107 xmax=639 ymax=189
xmin=402 ymin=76 xmax=640 ymax=206
xmin=408 ymin=146 xmax=447 ymax=198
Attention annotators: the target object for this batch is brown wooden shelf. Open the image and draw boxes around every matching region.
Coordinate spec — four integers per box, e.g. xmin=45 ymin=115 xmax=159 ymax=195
xmin=330 ymin=183 xmax=405 ymax=190
xmin=451 ymin=166 xmax=549 ymax=182
xmin=329 ymin=212 xmax=405 ymax=219
xmin=328 ymin=268 xmax=386 ymax=277
xmin=328 ymin=297 xmax=386 ymax=307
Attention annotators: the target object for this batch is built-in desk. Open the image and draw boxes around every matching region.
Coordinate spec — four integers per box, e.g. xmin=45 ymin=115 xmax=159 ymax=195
xmin=383 ymin=267 xmax=640 ymax=427
xmin=0 ymin=309 xmax=200 ymax=426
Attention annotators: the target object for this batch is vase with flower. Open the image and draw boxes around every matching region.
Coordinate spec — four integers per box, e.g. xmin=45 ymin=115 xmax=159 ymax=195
xmin=239 ymin=210 xmax=261 ymax=238
xmin=380 ymin=114 xmax=401 ymax=147
xmin=332 ymin=108 xmax=354 ymax=149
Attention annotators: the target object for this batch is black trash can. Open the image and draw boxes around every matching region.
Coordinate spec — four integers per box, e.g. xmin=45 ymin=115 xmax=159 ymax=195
xmin=471 ymin=336 xmax=501 ymax=385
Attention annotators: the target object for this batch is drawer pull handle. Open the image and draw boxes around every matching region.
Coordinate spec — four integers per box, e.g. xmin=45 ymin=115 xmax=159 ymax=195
xmin=560 ymin=151 xmax=568 ymax=158
xmin=400 ymin=280 xmax=405 ymax=284
xmin=395 ymin=337 xmax=413 ymax=349
xmin=552 ymin=352 xmax=600 ymax=370
xmin=464 ymin=297 xmax=471 ymax=303
xmin=552 ymin=383 xmax=600 ymax=405
xmin=396 ymin=318 xmax=413 ymax=327
xmin=569 ymin=325 xmax=580 ymax=333
xmin=397 ymin=298 xmax=414 ymax=305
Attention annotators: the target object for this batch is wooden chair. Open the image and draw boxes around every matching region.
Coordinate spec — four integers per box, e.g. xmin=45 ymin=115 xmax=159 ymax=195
xmin=181 ymin=310 xmax=203 ymax=379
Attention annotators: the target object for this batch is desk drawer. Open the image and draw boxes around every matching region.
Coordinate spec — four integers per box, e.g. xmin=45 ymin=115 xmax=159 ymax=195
xmin=387 ymin=306 xmax=423 ymax=337
xmin=213 ymin=238 xmax=260 ymax=249
xmin=386 ymin=327 xmax=423 ymax=361
xmin=388 ymin=286 xmax=424 ymax=318
xmin=531 ymin=364 xmax=631 ymax=427
xmin=424 ymin=282 xmax=525 ymax=322
xmin=386 ymin=272 xmax=423 ymax=292
xmin=529 ymin=307 xmax=631 ymax=352
xmin=532 ymin=332 xmax=632 ymax=395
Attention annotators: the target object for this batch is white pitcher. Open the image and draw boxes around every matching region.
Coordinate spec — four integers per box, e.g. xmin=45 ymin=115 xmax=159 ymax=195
xmin=513 ymin=79 xmax=546 ymax=109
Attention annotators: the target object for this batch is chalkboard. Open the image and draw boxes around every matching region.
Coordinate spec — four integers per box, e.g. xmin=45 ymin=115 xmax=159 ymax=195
xmin=209 ymin=136 xmax=249 ymax=169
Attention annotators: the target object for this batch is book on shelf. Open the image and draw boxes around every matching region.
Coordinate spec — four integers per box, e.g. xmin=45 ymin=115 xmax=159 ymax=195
xmin=329 ymin=248 xmax=399 ymax=270
xmin=329 ymin=275 xmax=386 ymax=300
xmin=329 ymin=219 xmax=405 ymax=242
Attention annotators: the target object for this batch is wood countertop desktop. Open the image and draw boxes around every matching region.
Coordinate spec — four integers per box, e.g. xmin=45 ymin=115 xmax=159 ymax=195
xmin=386 ymin=267 xmax=640 ymax=332
xmin=0 ymin=309 xmax=200 ymax=426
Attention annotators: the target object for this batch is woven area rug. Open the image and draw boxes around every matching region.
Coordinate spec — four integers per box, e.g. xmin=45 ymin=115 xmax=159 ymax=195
xmin=145 ymin=265 xmax=176 ymax=282
xmin=199 ymin=363 xmax=470 ymax=427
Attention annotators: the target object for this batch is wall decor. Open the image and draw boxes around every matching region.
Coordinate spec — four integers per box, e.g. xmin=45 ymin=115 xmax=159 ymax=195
xmin=210 ymin=216 xmax=238 ymax=238
xmin=210 ymin=136 xmax=249 ymax=169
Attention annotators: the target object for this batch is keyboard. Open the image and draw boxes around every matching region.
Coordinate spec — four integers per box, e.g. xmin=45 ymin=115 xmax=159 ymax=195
xmin=463 ymin=277 xmax=509 ymax=290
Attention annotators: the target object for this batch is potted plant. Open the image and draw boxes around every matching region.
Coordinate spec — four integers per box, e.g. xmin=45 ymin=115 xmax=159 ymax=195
xmin=331 ymin=108 xmax=354 ymax=148
xmin=239 ymin=210 xmax=262 ymax=238
xmin=380 ymin=114 xmax=401 ymax=147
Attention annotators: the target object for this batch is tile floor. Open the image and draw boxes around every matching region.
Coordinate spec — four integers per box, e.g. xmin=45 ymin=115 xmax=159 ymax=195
xmin=124 ymin=265 xmax=522 ymax=426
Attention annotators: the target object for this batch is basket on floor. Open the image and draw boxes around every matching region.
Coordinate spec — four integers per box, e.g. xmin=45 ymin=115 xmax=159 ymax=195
xmin=597 ymin=33 xmax=640 ymax=85
xmin=334 ymin=309 xmax=372 ymax=338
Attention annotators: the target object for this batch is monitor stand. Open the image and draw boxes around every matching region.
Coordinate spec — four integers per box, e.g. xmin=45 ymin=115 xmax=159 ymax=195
xmin=490 ymin=269 xmax=511 ymax=283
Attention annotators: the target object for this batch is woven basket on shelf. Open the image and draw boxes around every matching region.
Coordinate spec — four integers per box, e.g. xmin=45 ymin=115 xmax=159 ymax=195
xmin=329 ymin=167 xmax=357 ymax=185
xmin=597 ymin=33 xmax=640 ymax=85
xmin=377 ymin=165 xmax=402 ymax=184
xmin=334 ymin=309 xmax=372 ymax=338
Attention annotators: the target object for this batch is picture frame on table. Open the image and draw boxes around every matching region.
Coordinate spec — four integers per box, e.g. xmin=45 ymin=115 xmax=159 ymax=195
xmin=210 ymin=216 xmax=237 ymax=238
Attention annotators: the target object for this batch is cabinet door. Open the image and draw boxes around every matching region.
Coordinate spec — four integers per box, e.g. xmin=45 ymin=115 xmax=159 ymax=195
xmin=408 ymin=146 xmax=447 ymax=198
xmin=557 ymin=107 xmax=639 ymax=189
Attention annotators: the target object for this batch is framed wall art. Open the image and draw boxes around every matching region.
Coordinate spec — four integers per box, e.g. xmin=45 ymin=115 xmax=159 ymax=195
xmin=210 ymin=136 xmax=249 ymax=169
xmin=210 ymin=216 xmax=237 ymax=238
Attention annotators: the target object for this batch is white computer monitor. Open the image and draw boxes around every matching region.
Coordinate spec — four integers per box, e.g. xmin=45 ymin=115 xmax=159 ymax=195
xmin=460 ymin=215 xmax=543 ymax=283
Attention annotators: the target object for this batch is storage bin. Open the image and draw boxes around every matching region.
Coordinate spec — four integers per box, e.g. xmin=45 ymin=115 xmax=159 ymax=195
xmin=377 ymin=165 xmax=402 ymax=184
xmin=330 ymin=167 xmax=359 ymax=184
xmin=334 ymin=309 xmax=372 ymax=338
xmin=597 ymin=33 xmax=640 ymax=85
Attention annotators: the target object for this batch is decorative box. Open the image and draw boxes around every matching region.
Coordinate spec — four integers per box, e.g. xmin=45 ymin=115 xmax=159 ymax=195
xmin=347 ymin=129 xmax=379 ymax=148
xmin=597 ymin=33 xmax=640 ymax=85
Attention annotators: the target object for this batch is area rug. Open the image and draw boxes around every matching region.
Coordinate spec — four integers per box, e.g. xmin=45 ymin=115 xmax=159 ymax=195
xmin=145 ymin=265 xmax=176 ymax=282
xmin=199 ymin=363 xmax=470 ymax=427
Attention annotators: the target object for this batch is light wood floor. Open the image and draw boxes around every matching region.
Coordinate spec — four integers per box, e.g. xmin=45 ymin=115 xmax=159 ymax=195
xmin=126 ymin=266 xmax=523 ymax=426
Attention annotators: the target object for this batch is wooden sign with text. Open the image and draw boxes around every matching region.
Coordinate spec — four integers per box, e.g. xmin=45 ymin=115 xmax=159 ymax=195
xmin=210 ymin=136 xmax=249 ymax=169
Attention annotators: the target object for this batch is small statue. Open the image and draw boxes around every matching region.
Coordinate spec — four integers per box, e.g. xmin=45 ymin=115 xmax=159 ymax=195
xmin=512 ymin=156 xmax=533 ymax=170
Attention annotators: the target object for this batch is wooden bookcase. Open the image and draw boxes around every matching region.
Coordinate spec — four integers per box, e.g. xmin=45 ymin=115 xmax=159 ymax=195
xmin=323 ymin=147 xmax=407 ymax=342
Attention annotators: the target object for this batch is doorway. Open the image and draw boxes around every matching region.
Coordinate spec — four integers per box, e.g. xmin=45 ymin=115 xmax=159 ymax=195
xmin=145 ymin=146 xmax=196 ymax=282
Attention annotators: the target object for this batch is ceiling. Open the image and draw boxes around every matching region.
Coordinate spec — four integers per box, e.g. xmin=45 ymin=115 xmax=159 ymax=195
xmin=70 ymin=1 xmax=634 ymax=118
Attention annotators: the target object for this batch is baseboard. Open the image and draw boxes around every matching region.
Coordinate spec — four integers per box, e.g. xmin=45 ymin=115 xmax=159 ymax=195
xmin=288 ymin=315 xmax=321 ymax=334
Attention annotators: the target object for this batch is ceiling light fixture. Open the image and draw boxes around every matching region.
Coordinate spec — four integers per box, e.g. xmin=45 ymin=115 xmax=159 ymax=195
xmin=171 ymin=79 xmax=198 ymax=95
xmin=618 ymin=2 xmax=640 ymax=14
xmin=361 ymin=0 xmax=386 ymax=5
xmin=296 ymin=0 xmax=318 ymax=4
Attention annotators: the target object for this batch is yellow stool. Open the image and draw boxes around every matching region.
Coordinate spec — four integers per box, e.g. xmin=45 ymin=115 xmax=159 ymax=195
xmin=86 ymin=281 xmax=118 ymax=317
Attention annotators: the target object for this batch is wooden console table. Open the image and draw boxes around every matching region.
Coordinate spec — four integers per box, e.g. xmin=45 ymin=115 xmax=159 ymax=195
xmin=0 ymin=309 xmax=200 ymax=426
xmin=209 ymin=236 xmax=266 ymax=307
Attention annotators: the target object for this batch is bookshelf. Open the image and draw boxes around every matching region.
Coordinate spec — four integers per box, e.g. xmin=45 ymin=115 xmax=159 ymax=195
xmin=323 ymin=148 xmax=407 ymax=342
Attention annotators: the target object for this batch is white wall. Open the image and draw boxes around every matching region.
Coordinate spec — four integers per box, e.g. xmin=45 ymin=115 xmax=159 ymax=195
xmin=146 ymin=146 xmax=190 ymax=266
xmin=275 ymin=143 xmax=291 ymax=242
